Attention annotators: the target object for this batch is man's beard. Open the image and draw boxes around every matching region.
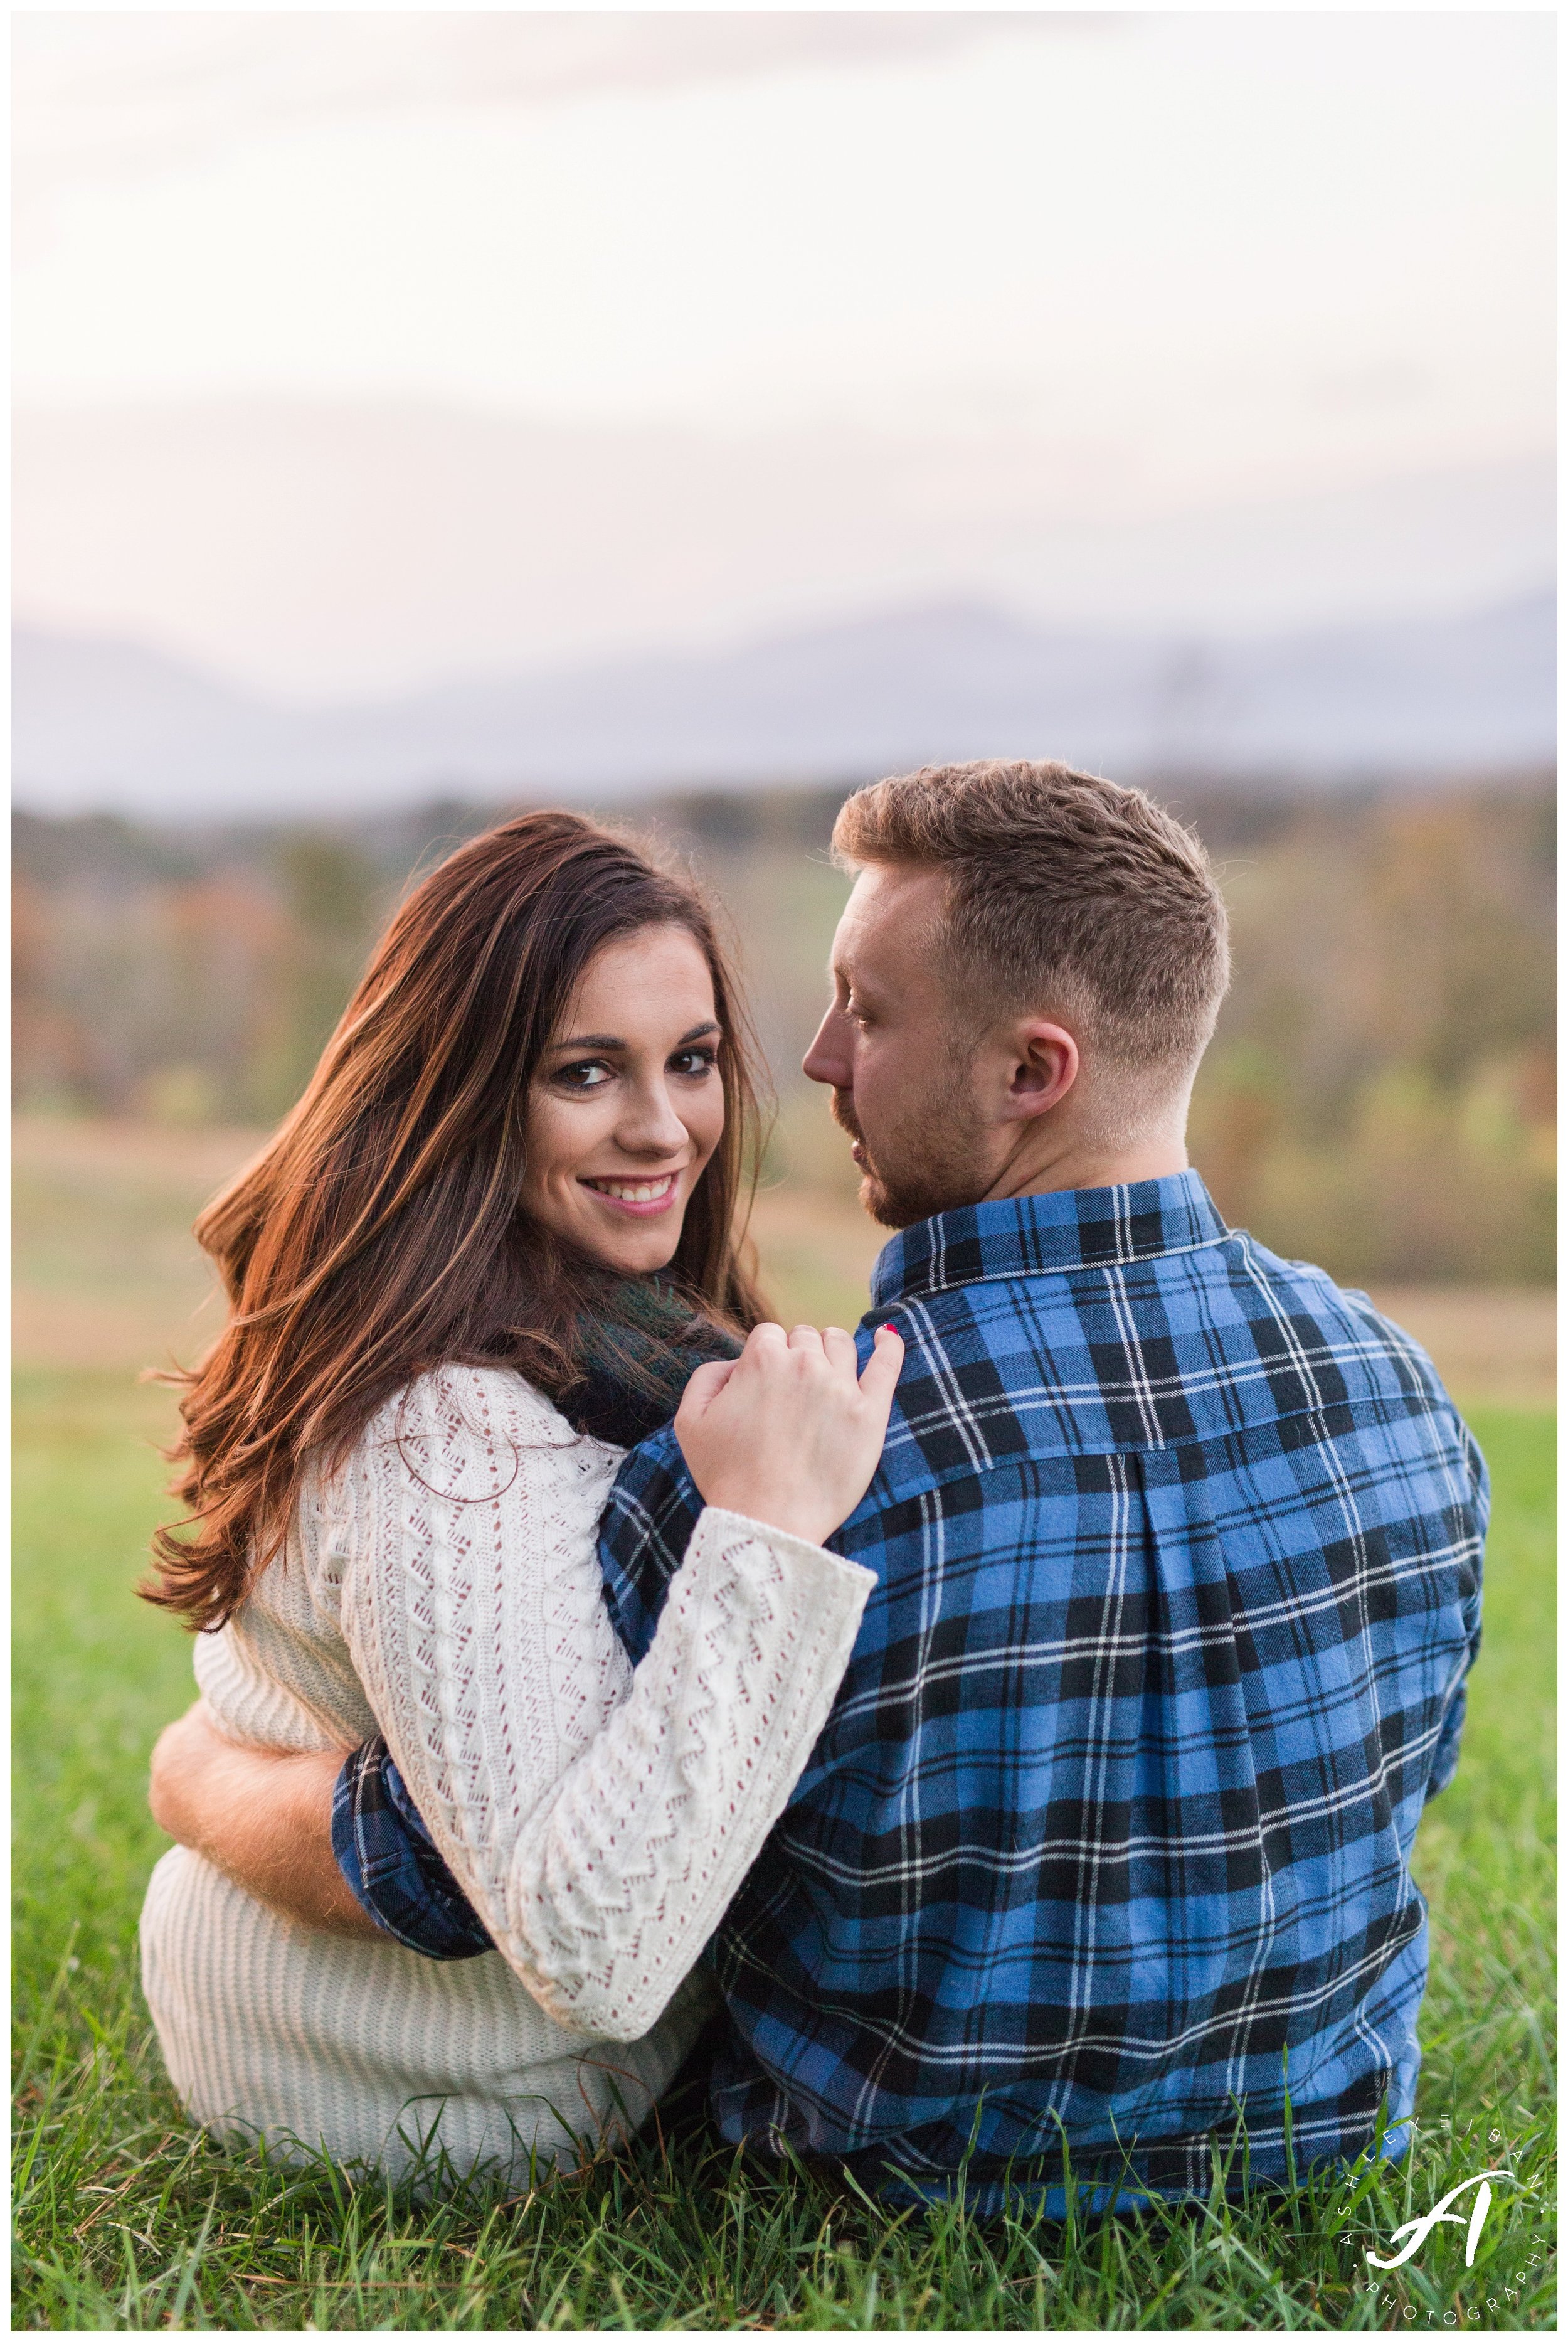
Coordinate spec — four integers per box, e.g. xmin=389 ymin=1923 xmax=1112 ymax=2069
xmin=830 ymin=1081 xmax=985 ymax=1230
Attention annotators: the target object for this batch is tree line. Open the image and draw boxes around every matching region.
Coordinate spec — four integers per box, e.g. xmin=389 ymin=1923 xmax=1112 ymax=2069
xmin=13 ymin=774 xmax=1554 ymax=1285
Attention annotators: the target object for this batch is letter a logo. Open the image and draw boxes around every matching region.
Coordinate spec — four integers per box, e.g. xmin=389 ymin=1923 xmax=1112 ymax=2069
xmin=1365 ymin=2171 xmax=1513 ymax=2270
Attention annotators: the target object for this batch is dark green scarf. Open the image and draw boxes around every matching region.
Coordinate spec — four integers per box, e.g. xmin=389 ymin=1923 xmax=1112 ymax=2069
xmin=563 ymin=1275 xmax=743 ymax=1449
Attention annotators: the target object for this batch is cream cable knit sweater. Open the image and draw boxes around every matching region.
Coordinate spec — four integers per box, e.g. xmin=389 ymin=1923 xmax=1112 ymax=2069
xmin=140 ymin=1363 xmax=874 ymax=2185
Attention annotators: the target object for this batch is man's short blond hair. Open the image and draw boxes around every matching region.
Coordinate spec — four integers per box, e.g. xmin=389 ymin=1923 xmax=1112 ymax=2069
xmin=833 ymin=760 xmax=1230 ymax=1077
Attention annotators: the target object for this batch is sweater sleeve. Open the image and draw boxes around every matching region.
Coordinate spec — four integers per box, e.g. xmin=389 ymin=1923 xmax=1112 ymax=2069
xmin=334 ymin=1365 xmax=874 ymax=2043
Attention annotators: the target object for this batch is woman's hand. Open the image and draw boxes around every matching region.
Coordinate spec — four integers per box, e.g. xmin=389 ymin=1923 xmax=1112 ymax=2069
xmin=674 ymin=1321 xmax=904 ymax=1546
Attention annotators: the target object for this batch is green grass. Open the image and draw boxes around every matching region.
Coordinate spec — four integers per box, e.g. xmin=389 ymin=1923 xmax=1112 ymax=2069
xmin=13 ymin=1375 xmax=1557 ymax=2329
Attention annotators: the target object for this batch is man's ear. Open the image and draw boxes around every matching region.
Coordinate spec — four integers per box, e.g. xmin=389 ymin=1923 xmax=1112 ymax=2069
xmin=999 ymin=1021 xmax=1079 ymax=1122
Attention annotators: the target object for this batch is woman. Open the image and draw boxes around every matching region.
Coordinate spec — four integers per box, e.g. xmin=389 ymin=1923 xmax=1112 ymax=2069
xmin=139 ymin=811 xmax=901 ymax=2187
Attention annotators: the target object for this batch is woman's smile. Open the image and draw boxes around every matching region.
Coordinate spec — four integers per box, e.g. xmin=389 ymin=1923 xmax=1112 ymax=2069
xmin=580 ymin=1171 xmax=682 ymax=1216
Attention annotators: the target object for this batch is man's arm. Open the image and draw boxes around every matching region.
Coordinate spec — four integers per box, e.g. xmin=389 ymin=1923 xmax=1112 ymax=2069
xmin=1423 ymin=1415 xmax=1490 ymax=1802
xmin=148 ymin=1701 xmax=378 ymax=1937
xmin=597 ymin=1424 xmax=708 ymax=1664
xmin=171 ymin=1425 xmax=780 ymax=1963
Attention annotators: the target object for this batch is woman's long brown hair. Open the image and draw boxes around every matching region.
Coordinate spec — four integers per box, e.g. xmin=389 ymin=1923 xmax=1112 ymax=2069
xmin=143 ymin=811 xmax=768 ymax=1632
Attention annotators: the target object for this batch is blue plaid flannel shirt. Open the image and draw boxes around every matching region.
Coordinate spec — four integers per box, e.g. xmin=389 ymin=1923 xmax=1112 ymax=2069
xmin=337 ymin=1173 xmax=1487 ymax=2212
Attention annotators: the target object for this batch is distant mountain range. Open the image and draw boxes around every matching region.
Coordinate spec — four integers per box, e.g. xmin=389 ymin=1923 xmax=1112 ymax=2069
xmin=12 ymin=590 xmax=1555 ymax=816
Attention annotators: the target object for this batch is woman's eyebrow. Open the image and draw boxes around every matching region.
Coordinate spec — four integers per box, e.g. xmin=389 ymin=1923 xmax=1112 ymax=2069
xmin=548 ymin=1019 xmax=721 ymax=1053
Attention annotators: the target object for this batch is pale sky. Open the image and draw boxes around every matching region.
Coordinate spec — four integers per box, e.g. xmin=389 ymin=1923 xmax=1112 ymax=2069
xmin=13 ymin=9 xmax=1557 ymax=696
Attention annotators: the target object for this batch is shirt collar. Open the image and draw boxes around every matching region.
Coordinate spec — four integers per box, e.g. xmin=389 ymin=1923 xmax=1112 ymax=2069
xmin=869 ymin=1169 xmax=1230 ymax=1309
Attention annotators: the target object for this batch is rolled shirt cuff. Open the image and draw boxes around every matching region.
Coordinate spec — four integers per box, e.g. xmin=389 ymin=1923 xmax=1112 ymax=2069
xmin=331 ymin=1736 xmax=494 ymax=1961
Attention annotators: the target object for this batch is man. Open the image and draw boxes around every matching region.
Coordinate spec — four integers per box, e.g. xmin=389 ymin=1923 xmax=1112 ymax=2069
xmin=151 ymin=760 xmax=1486 ymax=2212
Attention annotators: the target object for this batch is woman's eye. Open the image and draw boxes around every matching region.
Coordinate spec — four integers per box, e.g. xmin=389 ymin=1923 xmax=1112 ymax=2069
xmin=670 ymin=1047 xmax=718 ymax=1078
xmin=556 ymin=1060 xmax=613 ymax=1090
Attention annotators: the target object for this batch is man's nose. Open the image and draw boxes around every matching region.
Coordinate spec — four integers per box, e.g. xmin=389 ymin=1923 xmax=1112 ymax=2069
xmin=803 ymin=1003 xmax=853 ymax=1089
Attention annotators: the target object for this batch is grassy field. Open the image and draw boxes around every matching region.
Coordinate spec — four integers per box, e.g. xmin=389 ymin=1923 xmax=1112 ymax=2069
xmin=11 ymin=1120 xmax=1559 ymax=2329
